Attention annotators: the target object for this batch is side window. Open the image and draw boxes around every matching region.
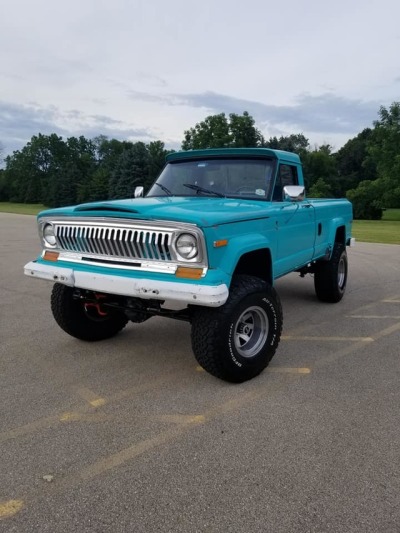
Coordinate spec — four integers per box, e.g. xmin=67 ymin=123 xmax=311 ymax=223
xmin=272 ymin=164 xmax=298 ymax=201
xmin=280 ymin=165 xmax=298 ymax=187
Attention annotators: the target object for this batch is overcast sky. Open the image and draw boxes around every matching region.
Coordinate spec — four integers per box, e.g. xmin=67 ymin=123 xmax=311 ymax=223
xmin=1 ymin=0 xmax=400 ymax=157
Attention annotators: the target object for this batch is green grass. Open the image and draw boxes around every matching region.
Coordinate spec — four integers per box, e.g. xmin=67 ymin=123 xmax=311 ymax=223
xmin=0 ymin=203 xmax=48 ymax=215
xmin=382 ymin=208 xmax=400 ymax=221
xmin=352 ymin=209 xmax=400 ymax=245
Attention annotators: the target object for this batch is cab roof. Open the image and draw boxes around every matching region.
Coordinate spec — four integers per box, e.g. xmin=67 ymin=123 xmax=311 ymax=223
xmin=166 ymin=147 xmax=301 ymax=165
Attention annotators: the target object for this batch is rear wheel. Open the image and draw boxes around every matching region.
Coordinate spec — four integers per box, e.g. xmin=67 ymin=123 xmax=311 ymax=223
xmin=51 ymin=284 xmax=128 ymax=341
xmin=314 ymin=243 xmax=348 ymax=303
xmin=191 ymin=275 xmax=283 ymax=383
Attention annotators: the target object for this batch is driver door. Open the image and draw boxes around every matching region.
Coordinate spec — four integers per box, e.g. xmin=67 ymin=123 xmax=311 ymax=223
xmin=272 ymin=164 xmax=316 ymax=277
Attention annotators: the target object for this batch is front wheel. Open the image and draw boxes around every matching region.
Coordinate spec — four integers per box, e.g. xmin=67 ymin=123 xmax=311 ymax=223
xmin=51 ymin=284 xmax=128 ymax=341
xmin=191 ymin=275 xmax=283 ymax=383
xmin=314 ymin=243 xmax=348 ymax=303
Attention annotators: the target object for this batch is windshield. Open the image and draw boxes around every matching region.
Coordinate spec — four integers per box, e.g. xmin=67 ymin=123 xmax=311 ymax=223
xmin=147 ymin=158 xmax=275 ymax=200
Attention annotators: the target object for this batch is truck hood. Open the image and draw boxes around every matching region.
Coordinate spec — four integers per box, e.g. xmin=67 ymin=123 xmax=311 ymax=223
xmin=38 ymin=197 xmax=271 ymax=227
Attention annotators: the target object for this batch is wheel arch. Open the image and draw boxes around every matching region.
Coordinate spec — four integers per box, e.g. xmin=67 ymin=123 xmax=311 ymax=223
xmin=327 ymin=215 xmax=351 ymax=251
xmin=232 ymin=248 xmax=273 ymax=286
xmin=334 ymin=225 xmax=346 ymax=246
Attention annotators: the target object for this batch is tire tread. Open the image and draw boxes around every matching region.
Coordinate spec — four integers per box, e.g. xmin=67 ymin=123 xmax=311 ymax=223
xmin=51 ymin=284 xmax=128 ymax=341
xmin=314 ymin=243 xmax=347 ymax=303
xmin=191 ymin=275 xmax=282 ymax=383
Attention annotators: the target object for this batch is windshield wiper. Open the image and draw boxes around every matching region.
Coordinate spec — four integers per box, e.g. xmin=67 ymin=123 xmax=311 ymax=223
xmin=183 ymin=183 xmax=225 ymax=198
xmin=154 ymin=182 xmax=173 ymax=196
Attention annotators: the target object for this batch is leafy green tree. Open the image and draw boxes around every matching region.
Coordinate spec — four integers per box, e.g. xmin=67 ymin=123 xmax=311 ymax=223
xmin=78 ymin=166 xmax=110 ymax=203
xmin=3 ymin=101 xmax=398 ymax=209
xmin=265 ymin=134 xmax=309 ymax=156
xmin=78 ymin=136 xmax=134 ymax=203
xmin=335 ymin=128 xmax=377 ymax=197
xmin=346 ymin=180 xmax=384 ymax=219
xmin=182 ymin=113 xmax=231 ymax=150
xmin=0 ymin=169 xmax=8 ymax=200
xmin=344 ymin=102 xmax=400 ymax=213
xmin=1 ymin=153 xmax=28 ymax=202
xmin=308 ymin=178 xmax=333 ymax=198
xmin=41 ymin=135 xmax=97 ymax=207
xmin=302 ymin=147 xmax=337 ymax=192
xmin=56 ymin=136 xmax=96 ymax=206
xmin=366 ymin=102 xmax=400 ymax=208
xmin=182 ymin=112 xmax=265 ymax=150
xmin=109 ymin=142 xmax=149 ymax=199
xmin=93 ymin=136 xmax=132 ymax=167
xmin=147 ymin=140 xmax=171 ymax=188
xmin=3 ymin=133 xmax=69 ymax=204
xmin=228 ymin=112 xmax=265 ymax=147
xmin=49 ymin=164 xmax=82 ymax=207
xmin=0 ymin=138 xmax=7 ymax=200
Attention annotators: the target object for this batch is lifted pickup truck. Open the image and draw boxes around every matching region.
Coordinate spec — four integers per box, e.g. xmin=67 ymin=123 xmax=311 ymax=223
xmin=24 ymin=148 xmax=353 ymax=382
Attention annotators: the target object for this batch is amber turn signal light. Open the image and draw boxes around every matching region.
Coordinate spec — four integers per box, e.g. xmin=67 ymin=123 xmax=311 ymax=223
xmin=175 ymin=267 xmax=203 ymax=279
xmin=43 ymin=251 xmax=59 ymax=262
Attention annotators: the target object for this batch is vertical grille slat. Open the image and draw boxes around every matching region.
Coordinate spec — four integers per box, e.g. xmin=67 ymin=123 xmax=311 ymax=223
xmin=114 ymin=230 xmax=124 ymax=257
xmin=104 ymin=229 xmax=112 ymax=255
xmin=148 ymin=232 xmax=155 ymax=259
xmin=153 ymin=233 xmax=161 ymax=260
xmin=108 ymin=229 xmax=118 ymax=256
xmin=65 ymin=226 xmax=73 ymax=250
xmin=128 ymin=231 xmax=140 ymax=258
xmin=121 ymin=230 xmax=130 ymax=257
xmin=95 ymin=228 xmax=105 ymax=255
xmin=93 ymin=228 xmax=102 ymax=255
xmin=86 ymin=227 xmax=95 ymax=254
xmin=82 ymin=226 xmax=91 ymax=253
xmin=136 ymin=231 xmax=144 ymax=258
xmin=53 ymin=222 xmax=175 ymax=263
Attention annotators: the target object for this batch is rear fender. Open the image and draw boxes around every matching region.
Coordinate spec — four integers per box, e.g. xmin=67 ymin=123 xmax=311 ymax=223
xmin=325 ymin=219 xmax=348 ymax=259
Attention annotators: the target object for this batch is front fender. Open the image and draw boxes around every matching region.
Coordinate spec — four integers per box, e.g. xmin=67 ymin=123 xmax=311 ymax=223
xmin=209 ymin=233 xmax=275 ymax=279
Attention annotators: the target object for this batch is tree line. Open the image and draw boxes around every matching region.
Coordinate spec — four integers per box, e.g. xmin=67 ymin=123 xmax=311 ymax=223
xmin=0 ymin=104 xmax=399 ymax=219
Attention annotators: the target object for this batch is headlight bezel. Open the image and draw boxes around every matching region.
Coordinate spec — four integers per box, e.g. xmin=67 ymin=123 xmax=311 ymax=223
xmin=41 ymin=222 xmax=58 ymax=248
xmin=175 ymin=232 xmax=199 ymax=261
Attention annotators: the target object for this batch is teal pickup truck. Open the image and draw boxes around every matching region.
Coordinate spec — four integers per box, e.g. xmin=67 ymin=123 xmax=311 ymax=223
xmin=24 ymin=148 xmax=353 ymax=383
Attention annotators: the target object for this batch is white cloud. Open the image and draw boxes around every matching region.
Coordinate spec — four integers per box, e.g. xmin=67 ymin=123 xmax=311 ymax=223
xmin=1 ymin=0 xmax=399 ymax=155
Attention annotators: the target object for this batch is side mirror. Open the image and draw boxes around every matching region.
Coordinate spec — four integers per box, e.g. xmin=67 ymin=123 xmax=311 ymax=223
xmin=134 ymin=186 xmax=144 ymax=198
xmin=283 ymin=185 xmax=305 ymax=202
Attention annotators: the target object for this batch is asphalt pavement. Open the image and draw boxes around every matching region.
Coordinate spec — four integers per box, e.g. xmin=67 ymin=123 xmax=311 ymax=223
xmin=1 ymin=212 xmax=399 ymax=532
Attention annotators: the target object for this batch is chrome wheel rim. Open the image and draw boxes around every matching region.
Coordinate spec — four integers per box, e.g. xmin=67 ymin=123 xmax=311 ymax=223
xmin=233 ymin=306 xmax=269 ymax=358
xmin=338 ymin=256 xmax=346 ymax=289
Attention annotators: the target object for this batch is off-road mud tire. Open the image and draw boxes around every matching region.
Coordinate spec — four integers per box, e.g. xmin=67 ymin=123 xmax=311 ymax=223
xmin=191 ymin=275 xmax=283 ymax=383
xmin=51 ymin=283 xmax=128 ymax=341
xmin=314 ymin=243 xmax=348 ymax=303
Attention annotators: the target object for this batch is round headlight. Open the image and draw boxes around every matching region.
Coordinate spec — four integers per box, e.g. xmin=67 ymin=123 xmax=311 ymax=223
xmin=176 ymin=233 xmax=198 ymax=260
xmin=43 ymin=223 xmax=57 ymax=246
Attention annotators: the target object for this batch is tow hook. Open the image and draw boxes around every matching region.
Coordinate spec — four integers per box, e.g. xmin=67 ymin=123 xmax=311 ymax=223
xmin=84 ymin=293 xmax=108 ymax=316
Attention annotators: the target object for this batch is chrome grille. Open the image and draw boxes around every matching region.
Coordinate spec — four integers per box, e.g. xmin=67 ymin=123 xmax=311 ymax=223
xmin=55 ymin=223 xmax=172 ymax=261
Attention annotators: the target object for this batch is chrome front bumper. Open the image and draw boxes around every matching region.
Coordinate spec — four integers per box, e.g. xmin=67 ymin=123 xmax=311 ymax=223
xmin=24 ymin=261 xmax=229 ymax=307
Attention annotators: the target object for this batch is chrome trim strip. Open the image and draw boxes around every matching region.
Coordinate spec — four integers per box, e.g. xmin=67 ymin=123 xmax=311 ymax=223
xmin=39 ymin=216 xmax=199 ymax=231
xmin=52 ymin=251 xmax=207 ymax=275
